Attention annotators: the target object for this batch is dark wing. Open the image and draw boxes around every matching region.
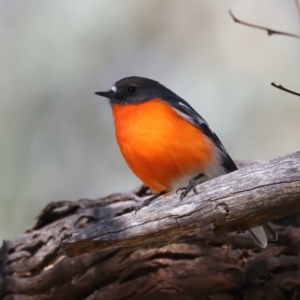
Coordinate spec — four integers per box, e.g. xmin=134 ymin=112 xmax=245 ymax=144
xmin=162 ymin=95 xmax=238 ymax=173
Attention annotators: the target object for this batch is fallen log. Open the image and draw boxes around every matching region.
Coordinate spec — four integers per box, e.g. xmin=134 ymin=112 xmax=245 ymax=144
xmin=1 ymin=152 xmax=300 ymax=299
xmin=61 ymin=151 xmax=300 ymax=256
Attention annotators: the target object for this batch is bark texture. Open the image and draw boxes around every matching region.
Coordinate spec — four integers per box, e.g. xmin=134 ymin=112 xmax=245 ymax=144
xmin=0 ymin=154 xmax=300 ymax=300
xmin=61 ymin=151 xmax=300 ymax=256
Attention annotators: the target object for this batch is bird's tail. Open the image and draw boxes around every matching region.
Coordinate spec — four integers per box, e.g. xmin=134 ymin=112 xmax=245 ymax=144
xmin=249 ymin=223 xmax=278 ymax=248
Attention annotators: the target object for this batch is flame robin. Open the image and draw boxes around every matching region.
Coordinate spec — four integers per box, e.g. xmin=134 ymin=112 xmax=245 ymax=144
xmin=95 ymin=76 xmax=277 ymax=248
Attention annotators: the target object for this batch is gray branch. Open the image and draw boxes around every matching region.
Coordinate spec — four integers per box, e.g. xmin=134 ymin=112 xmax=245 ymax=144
xmin=61 ymin=151 xmax=300 ymax=257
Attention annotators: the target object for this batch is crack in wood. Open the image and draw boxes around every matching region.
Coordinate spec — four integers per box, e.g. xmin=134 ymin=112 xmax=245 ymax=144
xmin=1 ymin=154 xmax=300 ymax=299
xmin=61 ymin=151 xmax=300 ymax=255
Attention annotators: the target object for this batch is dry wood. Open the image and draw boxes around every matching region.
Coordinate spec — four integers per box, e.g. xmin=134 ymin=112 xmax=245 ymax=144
xmin=61 ymin=151 xmax=300 ymax=256
xmin=271 ymin=82 xmax=300 ymax=97
xmin=229 ymin=10 xmax=300 ymax=39
xmin=0 ymin=187 xmax=300 ymax=298
xmin=1 ymin=153 xmax=300 ymax=299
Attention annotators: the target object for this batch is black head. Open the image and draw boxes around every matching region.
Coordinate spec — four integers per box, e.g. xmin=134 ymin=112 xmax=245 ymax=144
xmin=95 ymin=76 xmax=177 ymax=105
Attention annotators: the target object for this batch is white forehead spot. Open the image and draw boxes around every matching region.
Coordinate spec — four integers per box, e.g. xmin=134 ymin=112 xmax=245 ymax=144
xmin=111 ymin=85 xmax=117 ymax=92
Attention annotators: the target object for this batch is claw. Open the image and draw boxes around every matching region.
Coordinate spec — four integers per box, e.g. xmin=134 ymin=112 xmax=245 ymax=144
xmin=180 ymin=190 xmax=188 ymax=201
xmin=191 ymin=182 xmax=199 ymax=195
xmin=130 ymin=189 xmax=168 ymax=212
xmin=177 ymin=173 xmax=204 ymax=201
xmin=176 ymin=187 xmax=184 ymax=194
xmin=130 ymin=204 xmax=144 ymax=213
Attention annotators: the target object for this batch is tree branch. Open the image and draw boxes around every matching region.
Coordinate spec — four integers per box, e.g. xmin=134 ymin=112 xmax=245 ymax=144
xmin=229 ymin=10 xmax=300 ymax=39
xmin=271 ymin=82 xmax=300 ymax=97
xmin=296 ymin=0 xmax=300 ymax=21
xmin=61 ymin=151 xmax=300 ymax=257
xmin=2 ymin=157 xmax=300 ymax=299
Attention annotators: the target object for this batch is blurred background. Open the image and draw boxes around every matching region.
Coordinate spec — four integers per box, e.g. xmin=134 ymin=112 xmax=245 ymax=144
xmin=1 ymin=0 xmax=300 ymax=240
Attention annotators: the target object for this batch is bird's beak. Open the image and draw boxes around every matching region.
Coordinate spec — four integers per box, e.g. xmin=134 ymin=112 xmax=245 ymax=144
xmin=95 ymin=90 xmax=118 ymax=99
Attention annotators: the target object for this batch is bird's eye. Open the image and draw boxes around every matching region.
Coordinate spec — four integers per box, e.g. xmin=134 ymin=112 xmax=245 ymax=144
xmin=127 ymin=86 xmax=137 ymax=94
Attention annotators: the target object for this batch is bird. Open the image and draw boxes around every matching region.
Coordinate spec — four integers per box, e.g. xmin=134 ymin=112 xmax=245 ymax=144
xmin=95 ymin=76 xmax=277 ymax=248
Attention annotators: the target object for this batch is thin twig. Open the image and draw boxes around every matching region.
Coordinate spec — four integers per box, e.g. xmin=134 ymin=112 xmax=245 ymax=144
xmin=229 ymin=10 xmax=300 ymax=39
xmin=295 ymin=0 xmax=300 ymax=21
xmin=271 ymin=82 xmax=300 ymax=97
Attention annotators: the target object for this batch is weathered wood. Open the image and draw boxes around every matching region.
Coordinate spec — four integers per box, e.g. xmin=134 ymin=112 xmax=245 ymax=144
xmin=61 ymin=151 xmax=300 ymax=256
xmin=1 ymin=170 xmax=300 ymax=299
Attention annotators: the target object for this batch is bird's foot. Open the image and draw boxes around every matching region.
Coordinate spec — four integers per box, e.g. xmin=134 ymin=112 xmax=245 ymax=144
xmin=176 ymin=173 xmax=204 ymax=201
xmin=130 ymin=189 xmax=168 ymax=213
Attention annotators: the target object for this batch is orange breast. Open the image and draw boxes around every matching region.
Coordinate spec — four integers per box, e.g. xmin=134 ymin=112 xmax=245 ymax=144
xmin=112 ymin=98 xmax=214 ymax=193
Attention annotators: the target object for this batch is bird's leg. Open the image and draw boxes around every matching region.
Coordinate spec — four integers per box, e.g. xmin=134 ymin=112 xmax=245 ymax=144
xmin=131 ymin=189 xmax=168 ymax=213
xmin=176 ymin=173 xmax=204 ymax=201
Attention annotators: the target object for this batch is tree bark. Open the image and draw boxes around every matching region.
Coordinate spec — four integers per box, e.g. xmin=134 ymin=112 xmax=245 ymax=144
xmin=61 ymin=151 xmax=300 ymax=256
xmin=0 ymin=152 xmax=300 ymax=300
